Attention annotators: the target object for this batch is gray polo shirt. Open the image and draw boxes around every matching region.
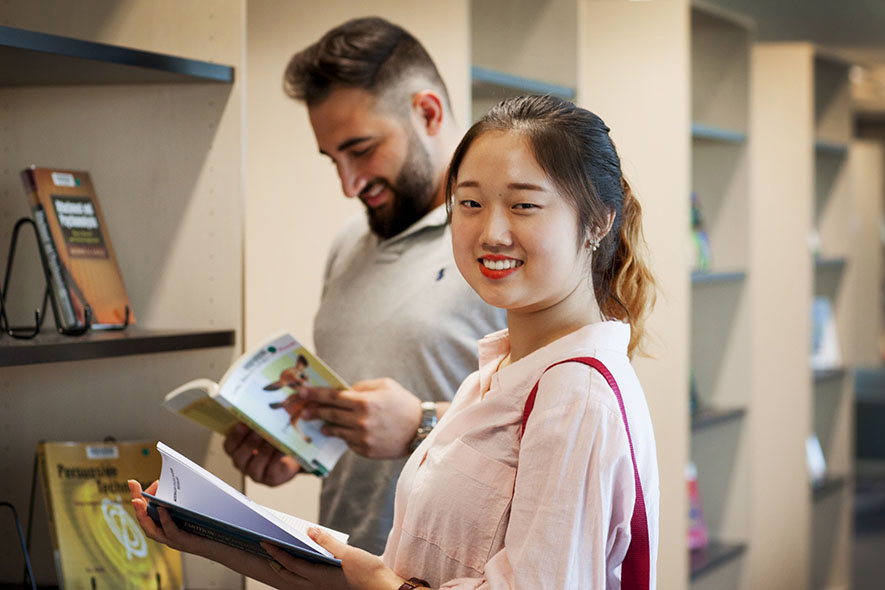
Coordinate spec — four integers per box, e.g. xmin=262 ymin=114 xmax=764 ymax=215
xmin=314 ymin=205 xmax=507 ymax=553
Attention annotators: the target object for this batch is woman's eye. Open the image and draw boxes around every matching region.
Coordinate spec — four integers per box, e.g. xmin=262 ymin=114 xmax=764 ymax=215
xmin=514 ymin=203 xmax=538 ymax=210
xmin=459 ymin=199 xmax=481 ymax=208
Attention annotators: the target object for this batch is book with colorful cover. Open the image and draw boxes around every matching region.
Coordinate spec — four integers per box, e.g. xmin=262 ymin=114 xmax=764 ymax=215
xmin=686 ymin=461 xmax=709 ymax=551
xmin=37 ymin=440 xmax=183 ymax=589
xmin=143 ymin=442 xmax=347 ymax=567
xmin=810 ymin=296 xmax=842 ymax=371
xmin=21 ymin=166 xmax=134 ymax=330
xmin=161 ymin=331 xmax=349 ymax=477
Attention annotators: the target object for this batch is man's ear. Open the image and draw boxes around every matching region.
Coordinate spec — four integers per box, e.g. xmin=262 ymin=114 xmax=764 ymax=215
xmin=412 ymin=90 xmax=444 ymax=136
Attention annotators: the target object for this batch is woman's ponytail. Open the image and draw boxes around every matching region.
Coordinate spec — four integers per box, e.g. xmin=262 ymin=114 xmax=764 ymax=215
xmin=600 ymin=177 xmax=656 ymax=358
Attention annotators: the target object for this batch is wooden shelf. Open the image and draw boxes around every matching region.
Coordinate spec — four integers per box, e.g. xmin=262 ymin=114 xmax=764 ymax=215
xmin=813 ymin=367 xmax=847 ymax=382
xmin=689 ymin=539 xmax=747 ymax=580
xmin=691 ymin=406 xmax=746 ymax=431
xmin=814 ymin=139 xmax=848 ymax=156
xmin=471 ymin=65 xmax=575 ymax=99
xmin=814 ymin=257 xmax=847 ymax=271
xmin=812 ymin=475 xmax=847 ymax=501
xmin=0 ymin=24 xmax=234 ymax=86
xmin=691 ymin=270 xmax=747 ymax=284
xmin=0 ymin=328 xmax=235 ymax=367
xmin=691 ymin=122 xmax=746 ymax=144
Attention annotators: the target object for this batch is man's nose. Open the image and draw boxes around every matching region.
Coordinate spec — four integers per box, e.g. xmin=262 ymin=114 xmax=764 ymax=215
xmin=338 ymin=161 xmax=367 ymax=199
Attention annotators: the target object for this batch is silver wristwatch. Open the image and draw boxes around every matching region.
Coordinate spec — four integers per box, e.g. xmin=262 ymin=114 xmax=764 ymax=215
xmin=409 ymin=401 xmax=438 ymax=452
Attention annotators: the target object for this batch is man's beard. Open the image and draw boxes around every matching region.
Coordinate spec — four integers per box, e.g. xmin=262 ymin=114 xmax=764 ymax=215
xmin=363 ymin=132 xmax=436 ymax=240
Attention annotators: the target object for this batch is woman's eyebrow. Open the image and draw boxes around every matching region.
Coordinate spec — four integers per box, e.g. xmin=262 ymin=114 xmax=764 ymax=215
xmin=454 ymin=180 xmax=548 ymax=191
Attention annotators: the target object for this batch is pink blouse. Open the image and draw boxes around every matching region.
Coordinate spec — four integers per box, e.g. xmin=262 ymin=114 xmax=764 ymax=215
xmin=382 ymin=321 xmax=659 ymax=589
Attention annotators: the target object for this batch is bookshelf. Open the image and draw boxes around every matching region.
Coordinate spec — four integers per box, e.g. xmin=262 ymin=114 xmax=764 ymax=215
xmin=810 ymin=52 xmax=855 ymax=590
xmin=688 ymin=4 xmax=753 ymax=588
xmin=0 ymin=5 xmax=244 ymax=588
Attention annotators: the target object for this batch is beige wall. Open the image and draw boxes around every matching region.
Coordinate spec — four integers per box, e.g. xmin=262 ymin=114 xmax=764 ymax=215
xmin=578 ymin=1 xmax=692 ymax=588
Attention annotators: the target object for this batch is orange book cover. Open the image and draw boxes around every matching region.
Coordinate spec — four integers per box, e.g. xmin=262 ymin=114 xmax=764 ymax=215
xmin=21 ymin=167 xmax=134 ymax=329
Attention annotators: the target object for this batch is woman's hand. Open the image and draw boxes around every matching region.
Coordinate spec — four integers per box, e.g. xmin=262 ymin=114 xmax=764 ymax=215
xmin=128 ymin=479 xmax=221 ymax=557
xmin=261 ymin=527 xmax=407 ymax=590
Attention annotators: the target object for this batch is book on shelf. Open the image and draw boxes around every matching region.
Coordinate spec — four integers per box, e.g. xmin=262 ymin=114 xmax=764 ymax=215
xmin=689 ymin=192 xmax=712 ymax=272
xmin=162 ymin=330 xmax=349 ymax=477
xmin=805 ymin=434 xmax=827 ymax=488
xmin=20 ymin=166 xmax=134 ymax=330
xmin=37 ymin=439 xmax=183 ymax=589
xmin=143 ymin=441 xmax=346 ymax=566
xmin=686 ymin=461 xmax=709 ymax=551
xmin=810 ymin=296 xmax=842 ymax=370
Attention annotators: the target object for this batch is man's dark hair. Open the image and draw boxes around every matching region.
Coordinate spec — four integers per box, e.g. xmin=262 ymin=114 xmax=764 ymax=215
xmin=283 ymin=17 xmax=451 ymax=114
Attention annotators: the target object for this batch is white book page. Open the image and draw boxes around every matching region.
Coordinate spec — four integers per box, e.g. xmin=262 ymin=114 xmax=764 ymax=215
xmin=264 ymin=506 xmax=349 ymax=544
xmin=154 ymin=442 xmax=333 ymax=557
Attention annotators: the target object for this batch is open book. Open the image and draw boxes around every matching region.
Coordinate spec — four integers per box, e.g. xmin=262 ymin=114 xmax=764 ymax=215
xmin=162 ymin=331 xmax=348 ymax=477
xmin=143 ymin=442 xmax=347 ymax=566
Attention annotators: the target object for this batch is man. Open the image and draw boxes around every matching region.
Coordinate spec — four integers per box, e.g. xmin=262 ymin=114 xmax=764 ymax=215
xmin=223 ymin=16 xmax=506 ymax=554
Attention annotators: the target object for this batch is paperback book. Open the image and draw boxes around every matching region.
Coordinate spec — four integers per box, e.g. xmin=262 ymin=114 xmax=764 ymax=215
xmin=21 ymin=167 xmax=134 ymax=330
xmin=162 ymin=331 xmax=349 ymax=477
xmin=143 ymin=442 xmax=346 ymax=566
xmin=37 ymin=440 xmax=183 ymax=589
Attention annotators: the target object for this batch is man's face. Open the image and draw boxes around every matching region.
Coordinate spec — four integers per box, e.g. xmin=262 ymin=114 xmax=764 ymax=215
xmin=308 ymin=87 xmax=437 ymax=239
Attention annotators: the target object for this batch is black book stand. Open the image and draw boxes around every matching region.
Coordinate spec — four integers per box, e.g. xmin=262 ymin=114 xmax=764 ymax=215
xmin=1 ymin=216 xmax=130 ymax=339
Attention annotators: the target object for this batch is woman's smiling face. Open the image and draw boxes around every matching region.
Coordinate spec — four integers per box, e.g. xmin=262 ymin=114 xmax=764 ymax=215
xmin=450 ymin=130 xmax=593 ymax=315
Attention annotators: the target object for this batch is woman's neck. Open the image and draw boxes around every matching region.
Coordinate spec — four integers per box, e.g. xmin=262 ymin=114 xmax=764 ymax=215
xmin=505 ymin=286 xmax=605 ymax=364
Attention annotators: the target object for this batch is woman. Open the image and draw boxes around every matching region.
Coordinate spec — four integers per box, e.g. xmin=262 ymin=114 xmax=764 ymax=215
xmin=130 ymin=95 xmax=660 ymax=589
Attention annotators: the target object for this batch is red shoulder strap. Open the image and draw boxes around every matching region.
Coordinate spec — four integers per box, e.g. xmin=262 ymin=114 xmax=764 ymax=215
xmin=521 ymin=357 xmax=650 ymax=590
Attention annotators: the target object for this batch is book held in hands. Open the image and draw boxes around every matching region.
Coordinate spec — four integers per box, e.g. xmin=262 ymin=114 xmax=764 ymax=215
xmin=143 ymin=442 xmax=346 ymax=566
xmin=21 ymin=166 xmax=134 ymax=330
xmin=162 ymin=331 xmax=349 ymax=477
xmin=37 ymin=440 xmax=183 ymax=589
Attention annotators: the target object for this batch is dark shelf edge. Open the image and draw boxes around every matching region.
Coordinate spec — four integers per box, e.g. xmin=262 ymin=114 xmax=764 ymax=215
xmin=471 ymin=65 xmax=575 ymax=99
xmin=0 ymin=24 xmax=233 ymax=84
xmin=689 ymin=539 xmax=747 ymax=580
xmin=691 ymin=122 xmax=747 ymax=144
xmin=0 ymin=329 xmax=236 ymax=367
xmin=691 ymin=270 xmax=747 ymax=284
xmin=812 ymin=475 xmax=848 ymax=501
xmin=691 ymin=406 xmax=747 ymax=431
xmin=814 ymin=256 xmax=847 ymax=270
xmin=813 ymin=367 xmax=847 ymax=382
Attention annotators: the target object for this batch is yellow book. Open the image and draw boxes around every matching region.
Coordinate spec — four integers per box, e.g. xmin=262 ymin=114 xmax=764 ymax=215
xmin=37 ymin=440 xmax=183 ymax=590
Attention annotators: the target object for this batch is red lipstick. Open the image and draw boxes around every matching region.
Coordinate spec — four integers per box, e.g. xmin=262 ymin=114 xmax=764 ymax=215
xmin=478 ymin=255 xmax=522 ymax=279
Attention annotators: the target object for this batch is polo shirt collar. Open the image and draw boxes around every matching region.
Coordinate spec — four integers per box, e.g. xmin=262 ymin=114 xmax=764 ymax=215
xmin=378 ymin=204 xmax=449 ymax=248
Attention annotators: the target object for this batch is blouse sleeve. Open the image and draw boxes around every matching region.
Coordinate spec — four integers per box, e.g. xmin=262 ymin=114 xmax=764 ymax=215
xmin=439 ymin=366 xmax=638 ymax=590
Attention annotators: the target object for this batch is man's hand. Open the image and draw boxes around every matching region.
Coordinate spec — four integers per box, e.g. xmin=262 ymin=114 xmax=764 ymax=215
xmin=299 ymin=378 xmax=425 ymax=459
xmin=223 ymin=423 xmax=301 ymax=485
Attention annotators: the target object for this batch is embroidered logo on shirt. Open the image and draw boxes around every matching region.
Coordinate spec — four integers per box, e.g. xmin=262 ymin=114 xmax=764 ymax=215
xmin=436 ymin=268 xmax=445 ymax=281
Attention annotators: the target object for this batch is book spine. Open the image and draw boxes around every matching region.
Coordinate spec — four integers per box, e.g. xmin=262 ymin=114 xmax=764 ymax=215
xmin=36 ymin=445 xmax=65 ymax=584
xmin=21 ymin=170 xmax=81 ymax=330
